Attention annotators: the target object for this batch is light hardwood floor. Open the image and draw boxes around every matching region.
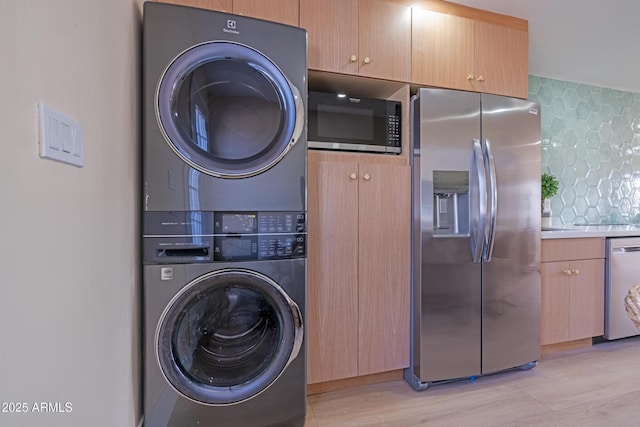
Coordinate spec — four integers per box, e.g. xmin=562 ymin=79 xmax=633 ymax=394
xmin=305 ymin=337 xmax=640 ymax=426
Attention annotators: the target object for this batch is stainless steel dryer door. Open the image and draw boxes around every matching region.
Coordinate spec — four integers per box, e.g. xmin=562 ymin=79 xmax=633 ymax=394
xmin=156 ymin=41 xmax=304 ymax=178
xmin=156 ymin=268 xmax=303 ymax=405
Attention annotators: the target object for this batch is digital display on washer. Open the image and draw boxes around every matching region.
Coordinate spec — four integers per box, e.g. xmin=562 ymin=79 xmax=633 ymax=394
xmin=221 ymin=214 xmax=256 ymax=233
xmin=220 ymin=237 xmax=256 ymax=258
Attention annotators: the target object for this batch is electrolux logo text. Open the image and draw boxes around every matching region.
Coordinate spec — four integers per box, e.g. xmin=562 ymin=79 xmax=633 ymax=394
xmin=223 ymin=19 xmax=239 ymax=35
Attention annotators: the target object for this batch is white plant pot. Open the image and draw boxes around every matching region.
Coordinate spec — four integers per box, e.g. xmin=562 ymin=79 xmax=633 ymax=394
xmin=541 ymin=198 xmax=552 ymax=228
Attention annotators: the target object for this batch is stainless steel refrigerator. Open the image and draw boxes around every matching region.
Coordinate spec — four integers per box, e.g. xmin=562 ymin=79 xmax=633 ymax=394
xmin=405 ymin=87 xmax=541 ymax=390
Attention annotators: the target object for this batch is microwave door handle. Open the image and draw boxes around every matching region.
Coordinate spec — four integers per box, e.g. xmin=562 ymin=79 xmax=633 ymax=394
xmin=470 ymin=138 xmax=487 ymax=263
xmin=482 ymin=138 xmax=497 ymax=262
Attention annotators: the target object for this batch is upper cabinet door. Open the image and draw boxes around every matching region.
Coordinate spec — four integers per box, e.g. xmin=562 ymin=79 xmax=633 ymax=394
xmin=233 ymin=0 xmax=299 ymax=26
xmin=473 ymin=21 xmax=529 ymax=99
xmin=358 ymin=0 xmax=411 ymax=81
xmin=411 ymin=9 xmax=474 ymax=91
xmin=411 ymin=8 xmax=529 ymax=99
xmin=156 ymin=0 xmax=297 ymax=26
xmin=155 ymin=0 xmax=233 ymax=12
xmin=300 ymin=0 xmax=359 ymax=75
xmin=301 ymin=0 xmax=411 ymax=81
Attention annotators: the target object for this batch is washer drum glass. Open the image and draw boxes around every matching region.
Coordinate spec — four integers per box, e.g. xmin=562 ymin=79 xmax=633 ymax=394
xmin=156 ymin=269 xmax=303 ymax=405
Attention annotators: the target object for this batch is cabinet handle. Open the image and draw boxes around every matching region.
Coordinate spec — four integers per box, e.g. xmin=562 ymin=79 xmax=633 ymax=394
xmin=363 ymin=173 xmax=371 ymax=181
xmin=350 ymin=55 xmax=357 ymax=63
xmin=350 ymin=172 xmax=357 ymax=180
xmin=564 ymin=269 xmax=573 ymax=276
xmin=466 ymin=74 xmax=475 ymax=80
xmin=363 ymin=57 xmax=371 ymax=65
xmin=477 ymin=75 xmax=485 ymax=82
xmin=572 ymin=269 xmax=580 ymax=275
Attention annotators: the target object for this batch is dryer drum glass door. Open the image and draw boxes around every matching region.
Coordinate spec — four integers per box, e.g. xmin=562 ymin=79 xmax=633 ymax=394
xmin=156 ymin=268 xmax=303 ymax=406
xmin=156 ymin=41 xmax=304 ymax=179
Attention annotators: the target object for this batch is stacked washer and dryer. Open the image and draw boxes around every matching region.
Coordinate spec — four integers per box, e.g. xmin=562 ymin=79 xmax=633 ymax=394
xmin=142 ymin=3 xmax=307 ymax=426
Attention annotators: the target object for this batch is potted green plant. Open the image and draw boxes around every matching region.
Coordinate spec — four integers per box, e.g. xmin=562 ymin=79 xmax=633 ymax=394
xmin=541 ymin=172 xmax=559 ymax=227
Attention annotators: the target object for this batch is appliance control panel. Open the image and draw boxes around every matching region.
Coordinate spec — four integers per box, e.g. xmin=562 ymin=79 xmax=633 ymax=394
xmin=387 ymin=114 xmax=401 ymax=147
xmin=213 ymin=233 xmax=306 ymax=261
xmin=214 ymin=211 xmax=306 ymax=234
xmin=213 ymin=211 xmax=306 ymax=261
xmin=143 ymin=211 xmax=306 ymax=264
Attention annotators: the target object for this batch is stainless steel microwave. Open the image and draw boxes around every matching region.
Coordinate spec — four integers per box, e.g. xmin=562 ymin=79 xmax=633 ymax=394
xmin=307 ymin=91 xmax=401 ymax=154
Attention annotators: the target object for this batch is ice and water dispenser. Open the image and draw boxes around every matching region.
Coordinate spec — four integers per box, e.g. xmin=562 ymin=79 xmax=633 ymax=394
xmin=432 ymin=170 xmax=469 ymax=236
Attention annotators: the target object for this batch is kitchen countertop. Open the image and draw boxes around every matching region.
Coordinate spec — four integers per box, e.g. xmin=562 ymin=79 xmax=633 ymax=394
xmin=542 ymin=224 xmax=640 ymax=239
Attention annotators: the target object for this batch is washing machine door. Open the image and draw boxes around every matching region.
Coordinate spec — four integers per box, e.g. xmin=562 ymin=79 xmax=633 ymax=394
xmin=156 ymin=268 xmax=303 ymax=406
xmin=156 ymin=41 xmax=304 ymax=179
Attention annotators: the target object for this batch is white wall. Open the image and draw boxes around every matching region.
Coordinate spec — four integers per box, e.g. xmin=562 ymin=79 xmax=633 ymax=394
xmin=0 ymin=1 xmax=143 ymax=426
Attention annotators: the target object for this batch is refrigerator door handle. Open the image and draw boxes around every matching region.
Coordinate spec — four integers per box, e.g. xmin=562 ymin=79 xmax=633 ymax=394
xmin=470 ymin=138 xmax=487 ymax=263
xmin=482 ymin=138 xmax=497 ymax=262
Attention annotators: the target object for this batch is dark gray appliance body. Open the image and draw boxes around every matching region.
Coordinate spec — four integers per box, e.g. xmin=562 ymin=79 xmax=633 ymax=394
xmin=143 ymin=210 xmax=307 ymax=427
xmin=405 ymin=88 xmax=541 ymax=389
xmin=142 ymin=2 xmax=307 ymax=426
xmin=143 ymin=259 xmax=306 ymax=427
xmin=143 ymin=2 xmax=307 ymax=212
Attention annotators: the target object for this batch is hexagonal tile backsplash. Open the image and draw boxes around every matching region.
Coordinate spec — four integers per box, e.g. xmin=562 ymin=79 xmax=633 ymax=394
xmin=529 ymin=75 xmax=640 ymax=225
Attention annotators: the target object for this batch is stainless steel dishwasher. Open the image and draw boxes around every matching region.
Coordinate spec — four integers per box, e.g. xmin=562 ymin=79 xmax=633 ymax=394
xmin=605 ymin=237 xmax=640 ymax=340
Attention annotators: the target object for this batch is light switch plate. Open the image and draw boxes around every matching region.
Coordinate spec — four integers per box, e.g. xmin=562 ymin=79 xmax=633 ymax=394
xmin=38 ymin=102 xmax=84 ymax=167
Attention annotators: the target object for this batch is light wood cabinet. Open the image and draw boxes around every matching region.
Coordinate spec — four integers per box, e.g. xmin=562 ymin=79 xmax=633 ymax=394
xmin=155 ymin=0 xmax=298 ymax=26
xmin=411 ymin=9 xmax=473 ymax=93
xmin=411 ymin=8 xmax=528 ymax=99
xmin=307 ymin=151 xmax=410 ymax=384
xmin=300 ymin=0 xmax=411 ymax=82
xmin=474 ymin=20 xmax=528 ymax=98
xmin=232 ymin=0 xmax=298 ymax=26
xmin=540 ymin=238 xmax=605 ymax=346
xmin=300 ymin=0 xmax=358 ymax=76
xmin=155 ymin=0 xmax=232 ymax=12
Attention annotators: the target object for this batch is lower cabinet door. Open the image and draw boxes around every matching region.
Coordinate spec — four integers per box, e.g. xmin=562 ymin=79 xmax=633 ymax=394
xmin=541 ymin=261 xmax=571 ymax=345
xmin=357 ymin=163 xmax=410 ymax=375
xmin=307 ymin=157 xmax=359 ymax=383
xmin=568 ymin=258 xmax=604 ymax=340
xmin=541 ymin=258 xmax=605 ymax=345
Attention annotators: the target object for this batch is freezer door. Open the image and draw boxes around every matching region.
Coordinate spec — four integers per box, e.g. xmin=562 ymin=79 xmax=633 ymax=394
xmin=480 ymin=94 xmax=541 ymax=374
xmin=412 ymin=88 xmax=483 ymax=382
